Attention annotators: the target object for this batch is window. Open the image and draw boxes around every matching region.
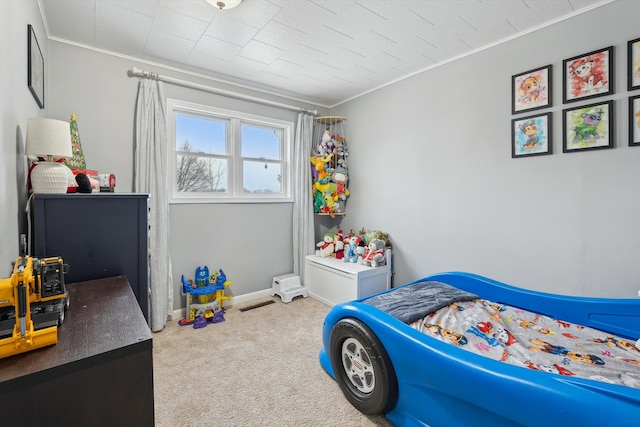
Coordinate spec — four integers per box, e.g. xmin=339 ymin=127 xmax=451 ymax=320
xmin=168 ymin=99 xmax=292 ymax=203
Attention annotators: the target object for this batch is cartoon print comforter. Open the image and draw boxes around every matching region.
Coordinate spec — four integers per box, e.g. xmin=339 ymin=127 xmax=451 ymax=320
xmin=408 ymin=298 xmax=640 ymax=389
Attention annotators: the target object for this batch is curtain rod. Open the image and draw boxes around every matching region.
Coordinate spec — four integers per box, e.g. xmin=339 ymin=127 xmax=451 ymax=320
xmin=128 ymin=67 xmax=317 ymax=115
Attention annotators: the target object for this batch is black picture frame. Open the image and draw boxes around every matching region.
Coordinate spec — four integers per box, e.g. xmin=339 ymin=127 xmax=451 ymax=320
xmin=28 ymin=24 xmax=44 ymax=109
xmin=629 ymin=94 xmax=640 ymax=146
xmin=562 ymin=100 xmax=614 ymax=153
xmin=511 ymin=112 xmax=552 ymax=158
xmin=562 ymin=46 xmax=613 ymax=104
xmin=511 ymin=65 xmax=552 ymax=115
xmin=628 ymin=37 xmax=640 ymax=91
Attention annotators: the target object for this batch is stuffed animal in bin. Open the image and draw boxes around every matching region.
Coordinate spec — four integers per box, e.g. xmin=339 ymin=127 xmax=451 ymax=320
xmin=343 ymin=235 xmax=357 ymax=263
xmin=359 ymin=238 xmax=386 ymax=267
xmin=333 ymin=229 xmax=345 ymax=259
xmin=344 ymin=236 xmax=365 ymax=263
xmin=354 ymin=239 xmax=367 ymax=263
xmin=365 ymin=230 xmax=391 ymax=248
xmin=316 ymin=232 xmax=335 ymax=257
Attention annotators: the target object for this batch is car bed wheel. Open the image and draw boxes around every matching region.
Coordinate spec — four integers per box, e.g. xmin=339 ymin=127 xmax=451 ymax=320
xmin=329 ymin=318 xmax=397 ymax=415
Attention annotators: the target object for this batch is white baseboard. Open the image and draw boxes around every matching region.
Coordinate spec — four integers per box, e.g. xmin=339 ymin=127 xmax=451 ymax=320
xmin=170 ymin=288 xmax=274 ymax=320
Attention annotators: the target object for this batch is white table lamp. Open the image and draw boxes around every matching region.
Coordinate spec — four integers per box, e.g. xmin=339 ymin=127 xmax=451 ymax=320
xmin=26 ymin=118 xmax=73 ymax=194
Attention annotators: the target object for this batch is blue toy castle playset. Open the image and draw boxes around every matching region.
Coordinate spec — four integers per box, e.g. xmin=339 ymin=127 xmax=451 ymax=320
xmin=178 ymin=265 xmax=232 ymax=329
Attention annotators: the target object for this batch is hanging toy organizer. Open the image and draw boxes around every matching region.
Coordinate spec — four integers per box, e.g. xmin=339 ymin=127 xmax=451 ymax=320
xmin=311 ymin=116 xmax=349 ymax=217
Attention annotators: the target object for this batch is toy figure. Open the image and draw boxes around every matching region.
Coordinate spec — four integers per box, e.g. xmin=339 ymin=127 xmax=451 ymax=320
xmin=316 ymin=232 xmax=335 ymax=257
xmin=310 ymin=154 xmax=334 ymax=213
xmin=313 ymin=189 xmax=325 ymax=213
xmin=352 ymin=238 xmax=367 ymax=263
xmin=333 ymin=137 xmax=349 ymax=168
xmin=331 ymin=166 xmax=349 ymax=210
xmin=318 ymin=129 xmax=336 ymax=157
xmin=333 ymin=229 xmax=345 ymax=260
xmin=359 ymin=238 xmax=386 ymax=267
xmin=195 ymin=265 xmax=209 ymax=287
xmin=343 ymin=235 xmax=357 ymax=263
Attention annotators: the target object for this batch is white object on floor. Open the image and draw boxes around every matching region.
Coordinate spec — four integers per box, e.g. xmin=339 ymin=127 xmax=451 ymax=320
xmin=271 ymin=274 xmax=308 ymax=303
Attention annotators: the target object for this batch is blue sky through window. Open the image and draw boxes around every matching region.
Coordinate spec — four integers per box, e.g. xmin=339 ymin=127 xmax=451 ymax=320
xmin=176 ymin=114 xmax=225 ymax=154
xmin=176 ymin=114 xmax=283 ymax=193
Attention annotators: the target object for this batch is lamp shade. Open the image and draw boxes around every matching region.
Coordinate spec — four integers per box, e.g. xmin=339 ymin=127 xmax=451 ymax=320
xmin=26 ymin=118 xmax=73 ymax=194
xmin=25 ymin=118 xmax=72 ymax=159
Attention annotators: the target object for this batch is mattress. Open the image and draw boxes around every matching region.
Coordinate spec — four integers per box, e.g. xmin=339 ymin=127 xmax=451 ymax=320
xmin=408 ymin=297 xmax=640 ymax=389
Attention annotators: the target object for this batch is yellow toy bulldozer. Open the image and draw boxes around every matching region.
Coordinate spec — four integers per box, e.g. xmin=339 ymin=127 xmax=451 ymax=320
xmin=0 ymin=256 xmax=69 ymax=359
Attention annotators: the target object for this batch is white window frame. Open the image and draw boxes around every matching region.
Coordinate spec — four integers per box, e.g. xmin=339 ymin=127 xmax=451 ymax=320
xmin=167 ymin=99 xmax=293 ymax=204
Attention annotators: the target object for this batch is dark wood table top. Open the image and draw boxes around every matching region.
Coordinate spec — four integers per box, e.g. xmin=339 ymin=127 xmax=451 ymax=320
xmin=0 ymin=276 xmax=152 ymax=389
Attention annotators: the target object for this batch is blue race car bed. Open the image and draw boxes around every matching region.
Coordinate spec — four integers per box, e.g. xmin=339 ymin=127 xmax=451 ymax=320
xmin=319 ymin=272 xmax=640 ymax=426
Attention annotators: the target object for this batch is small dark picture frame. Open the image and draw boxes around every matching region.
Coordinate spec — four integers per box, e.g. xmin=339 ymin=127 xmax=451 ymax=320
xmin=512 ymin=65 xmax=552 ymax=114
xmin=511 ymin=112 xmax=552 ymax=158
xmin=562 ymin=100 xmax=614 ymax=153
xmin=28 ymin=24 xmax=44 ymax=109
xmin=628 ymin=95 xmax=640 ymax=146
xmin=627 ymin=37 xmax=640 ymax=91
xmin=563 ymin=46 xmax=613 ymax=104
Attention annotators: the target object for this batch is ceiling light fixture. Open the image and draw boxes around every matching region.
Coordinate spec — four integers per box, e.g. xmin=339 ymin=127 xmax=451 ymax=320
xmin=207 ymin=0 xmax=243 ymax=9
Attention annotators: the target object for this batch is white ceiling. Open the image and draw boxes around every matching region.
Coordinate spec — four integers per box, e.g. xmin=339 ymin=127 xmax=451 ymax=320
xmin=39 ymin=0 xmax=608 ymax=107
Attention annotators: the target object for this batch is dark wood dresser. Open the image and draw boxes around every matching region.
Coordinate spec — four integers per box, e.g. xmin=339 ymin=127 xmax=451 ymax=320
xmin=0 ymin=276 xmax=154 ymax=426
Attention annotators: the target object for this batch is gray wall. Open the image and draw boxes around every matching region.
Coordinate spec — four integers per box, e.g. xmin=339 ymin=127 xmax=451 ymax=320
xmin=331 ymin=0 xmax=640 ymax=298
xmin=2 ymin=0 xmax=638 ymax=305
xmin=0 ymin=0 xmax=47 ymax=274
xmin=46 ymin=41 xmax=326 ymax=309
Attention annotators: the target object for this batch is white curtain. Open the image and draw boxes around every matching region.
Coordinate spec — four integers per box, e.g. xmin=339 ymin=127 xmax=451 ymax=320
xmin=134 ymin=78 xmax=173 ymax=332
xmin=292 ymin=113 xmax=315 ymax=284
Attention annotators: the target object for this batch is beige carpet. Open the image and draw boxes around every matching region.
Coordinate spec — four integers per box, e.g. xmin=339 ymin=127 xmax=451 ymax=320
xmin=152 ymin=295 xmax=394 ymax=427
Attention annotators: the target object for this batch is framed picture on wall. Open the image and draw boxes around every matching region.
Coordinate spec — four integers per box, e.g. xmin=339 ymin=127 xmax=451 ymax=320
xmin=27 ymin=24 xmax=44 ymax=109
xmin=628 ymin=95 xmax=640 ymax=146
xmin=562 ymin=100 xmax=613 ymax=152
xmin=511 ymin=112 xmax=552 ymax=158
xmin=511 ymin=65 xmax=552 ymax=114
xmin=627 ymin=37 xmax=640 ymax=91
xmin=562 ymin=46 xmax=613 ymax=104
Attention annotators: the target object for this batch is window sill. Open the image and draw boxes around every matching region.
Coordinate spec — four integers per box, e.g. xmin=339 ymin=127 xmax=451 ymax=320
xmin=170 ymin=195 xmax=293 ymax=205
